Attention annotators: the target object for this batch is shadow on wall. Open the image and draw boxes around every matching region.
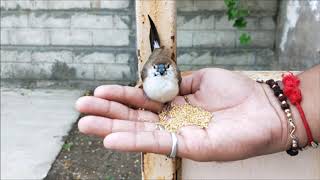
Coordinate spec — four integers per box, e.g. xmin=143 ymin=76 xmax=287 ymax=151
xmin=50 ymin=61 xmax=76 ymax=80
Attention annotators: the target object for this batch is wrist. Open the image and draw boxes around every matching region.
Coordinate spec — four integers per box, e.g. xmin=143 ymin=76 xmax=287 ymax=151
xmin=261 ymin=81 xmax=309 ymax=151
xmin=297 ymin=68 xmax=320 ymax=145
xmin=280 ymin=68 xmax=320 ymax=149
xmin=276 ymin=80 xmax=308 ymax=149
xmin=286 ymin=98 xmax=309 ymax=148
xmin=260 ymin=83 xmax=290 ymax=151
xmin=258 ymin=66 xmax=320 ymax=153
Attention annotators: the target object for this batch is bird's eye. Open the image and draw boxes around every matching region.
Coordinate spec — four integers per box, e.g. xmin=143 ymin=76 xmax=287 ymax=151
xmin=167 ymin=64 xmax=170 ymax=68
xmin=153 ymin=65 xmax=156 ymax=69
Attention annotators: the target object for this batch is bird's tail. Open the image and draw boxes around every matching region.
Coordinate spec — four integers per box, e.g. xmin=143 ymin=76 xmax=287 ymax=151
xmin=148 ymin=15 xmax=160 ymax=52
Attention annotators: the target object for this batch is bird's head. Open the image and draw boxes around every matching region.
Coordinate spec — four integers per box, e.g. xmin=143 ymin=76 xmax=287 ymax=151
xmin=152 ymin=63 xmax=173 ymax=77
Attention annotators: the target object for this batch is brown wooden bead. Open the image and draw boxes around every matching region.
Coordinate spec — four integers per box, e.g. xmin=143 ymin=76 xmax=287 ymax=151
xmin=281 ymin=103 xmax=290 ymax=110
xmin=286 ymin=148 xmax=299 ymax=156
xmin=266 ymin=79 xmax=276 ymax=87
xmin=272 ymin=85 xmax=281 ymax=91
xmin=278 ymin=94 xmax=287 ymax=101
xmin=274 ymin=89 xmax=283 ymax=96
xmin=264 ymin=79 xmax=300 ymax=157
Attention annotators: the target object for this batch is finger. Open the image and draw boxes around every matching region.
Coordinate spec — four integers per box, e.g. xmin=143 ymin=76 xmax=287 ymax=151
xmin=94 ymin=85 xmax=163 ymax=112
xmin=171 ymin=95 xmax=204 ymax=110
xmin=76 ymin=96 xmax=159 ymax=122
xmin=179 ymin=70 xmax=204 ymax=96
xmin=78 ymin=116 xmax=158 ymax=137
xmin=103 ymin=131 xmax=189 ymax=158
xmin=184 ymin=93 xmax=205 ymax=108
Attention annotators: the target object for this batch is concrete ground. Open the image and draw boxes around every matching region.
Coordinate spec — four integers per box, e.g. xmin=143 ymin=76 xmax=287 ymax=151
xmin=1 ymin=88 xmax=82 ymax=179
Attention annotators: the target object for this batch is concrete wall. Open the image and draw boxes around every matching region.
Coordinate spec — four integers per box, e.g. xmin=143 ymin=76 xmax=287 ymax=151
xmin=0 ymin=0 xmax=136 ymax=88
xmin=276 ymin=0 xmax=320 ymax=70
xmin=1 ymin=0 xmax=280 ymax=88
xmin=176 ymin=0 xmax=277 ymax=71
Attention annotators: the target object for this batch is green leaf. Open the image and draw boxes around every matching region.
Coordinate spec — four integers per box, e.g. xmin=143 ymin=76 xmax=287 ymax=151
xmin=227 ymin=8 xmax=238 ymax=20
xmin=233 ymin=17 xmax=247 ymax=28
xmin=62 ymin=142 xmax=73 ymax=151
xmin=237 ymin=9 xmax=249 ymax=17
xmin=239 ymin=33 xmax=251 ymax=45
xmin=224 ymin=0 xmax=230 ymax=6
xmin=224 ymin=0 xmax=236 ymax=8
xmin=224 ymin=0 xmax=251 ymax=45
xmin=105 ymin=176 xmax=115 ymax=180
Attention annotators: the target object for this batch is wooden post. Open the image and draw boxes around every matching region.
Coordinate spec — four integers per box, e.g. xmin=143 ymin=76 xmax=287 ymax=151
xmin=135 ymin=0 xmax=178 ymax=179
xmin=136 ymin=0 xmax=177 ymax=75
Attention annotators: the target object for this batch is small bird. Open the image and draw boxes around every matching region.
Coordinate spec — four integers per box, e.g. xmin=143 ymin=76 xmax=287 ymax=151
xmin=141 ymin=15 xmax=181 ymax=103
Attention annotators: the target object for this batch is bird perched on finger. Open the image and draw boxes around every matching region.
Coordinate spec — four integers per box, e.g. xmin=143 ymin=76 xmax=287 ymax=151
xmin=141 ymin=15 xmax=181 ymax=103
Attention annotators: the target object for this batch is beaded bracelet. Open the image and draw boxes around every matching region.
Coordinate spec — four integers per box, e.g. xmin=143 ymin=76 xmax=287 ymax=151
xmin=282 ymin=73 xmax=319 ymax=149
xmin=257 ymin=79 xmax=300 ymax=156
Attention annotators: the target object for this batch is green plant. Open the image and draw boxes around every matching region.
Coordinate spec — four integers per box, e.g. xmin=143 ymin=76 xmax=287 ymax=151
xmin=105 ymin=175 xmax=115 ymax=180
xmin=224 ymin=0 xmax=251 ymax=45
xmin=62 ymin=142 xmax=73 ymax=151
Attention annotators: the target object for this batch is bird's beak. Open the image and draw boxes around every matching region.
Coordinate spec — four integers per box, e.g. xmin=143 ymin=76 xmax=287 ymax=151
xmin=159 ymin=68 xmax=165 ymax=75
xmin=157 ymin=65 xmax=166 ymax=76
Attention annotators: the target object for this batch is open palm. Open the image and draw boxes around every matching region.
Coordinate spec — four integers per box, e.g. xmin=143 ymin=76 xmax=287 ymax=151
xmin=76 ymin=68 xmax=288 ymax=161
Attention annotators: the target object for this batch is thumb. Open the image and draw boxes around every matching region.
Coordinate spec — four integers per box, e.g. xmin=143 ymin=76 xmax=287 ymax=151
xmin=179 ymin=70 xmax=204 ymax=96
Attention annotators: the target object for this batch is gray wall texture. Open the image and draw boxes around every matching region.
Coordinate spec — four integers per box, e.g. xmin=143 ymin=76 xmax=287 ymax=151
xmin=0 ymin=0 xmax=318 ymax=88
xmin=276 ymin=0 xmax=320 ymax=69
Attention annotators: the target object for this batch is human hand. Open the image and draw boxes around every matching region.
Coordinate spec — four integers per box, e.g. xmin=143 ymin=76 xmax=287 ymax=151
xmin=75 ymin=68 xmax=289 ymax=161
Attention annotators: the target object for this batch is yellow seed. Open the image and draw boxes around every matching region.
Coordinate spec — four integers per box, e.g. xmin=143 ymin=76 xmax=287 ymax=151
xmin=157 ymin=104 xmax=213 ymax=133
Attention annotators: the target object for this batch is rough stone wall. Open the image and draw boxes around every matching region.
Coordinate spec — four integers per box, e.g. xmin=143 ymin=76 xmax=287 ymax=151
xmin=276 ymin=0 xmax=320 ymax=70
xmin=176 ymin=0 xmax=278 ymax=71
xmin=0 ymin=0 xmax=278 ymax=88
xmin=0 ymin=0 xmax=136 ymax=88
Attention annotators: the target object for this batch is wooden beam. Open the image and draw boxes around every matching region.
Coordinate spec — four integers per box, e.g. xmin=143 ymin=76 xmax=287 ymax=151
xmin=135 ymin=0 xmax=178 ymax=179
xmin=136 ymin=0 xmax=177 ymax=74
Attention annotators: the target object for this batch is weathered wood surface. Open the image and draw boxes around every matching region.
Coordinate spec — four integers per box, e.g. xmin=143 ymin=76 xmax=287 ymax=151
xmin=136 ymin=0 xmax=177 ymax=77
xmin=136 ymin=0 xmax=178 ymax=179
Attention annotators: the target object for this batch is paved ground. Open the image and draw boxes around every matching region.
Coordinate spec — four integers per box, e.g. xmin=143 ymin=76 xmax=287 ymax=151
xmin=45 ymin=115 xmax=141 ymax=180
xmin=1 ymin=88 xmax=82 ymax=179
xmin=1 ymin=87 xmax=141 ymax=180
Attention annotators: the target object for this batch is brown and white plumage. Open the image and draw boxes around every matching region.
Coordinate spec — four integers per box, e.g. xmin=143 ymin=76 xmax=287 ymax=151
xmin=141 ymin=16 xmax=181 ymax=103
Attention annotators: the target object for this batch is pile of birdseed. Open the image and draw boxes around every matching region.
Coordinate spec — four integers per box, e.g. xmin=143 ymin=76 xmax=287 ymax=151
xmin=158 ymin=103 xmax=213 ymax=133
